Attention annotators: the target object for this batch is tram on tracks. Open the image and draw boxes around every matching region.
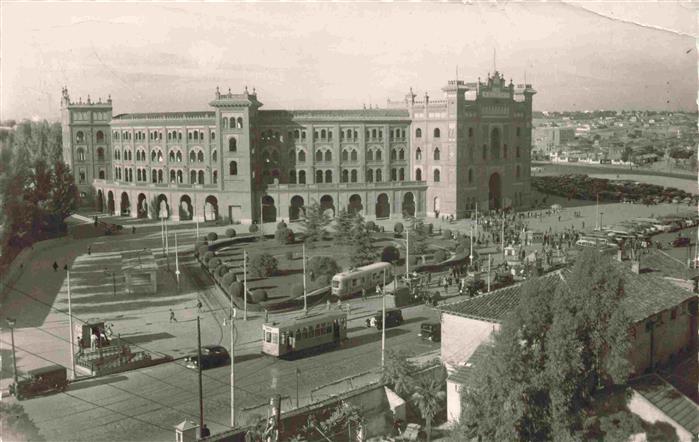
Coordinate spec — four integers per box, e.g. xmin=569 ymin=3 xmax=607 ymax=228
xmin=331 ymin=262 xmax=393 ymax=299
xmin=262 ymin=311 xmax=348 ymax=358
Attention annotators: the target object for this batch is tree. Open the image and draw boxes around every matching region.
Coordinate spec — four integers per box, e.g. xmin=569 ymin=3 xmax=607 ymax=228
xmin=0 ymin=402 xmax=46 ymax=442
xmin=248 ymin=253 xmax=278 ymax=278
xmin=394 ymin=222 xmax=404 ymax=236
xmin=381 ymin=245 xmax=400 ymax=263
xmin=349 ymin=215 xmax=377 ymax=268
xmin=307 ymin=256 xmax=340 ymax=282
xmin=333 ymin=208 xmax=355 ymax=246
xmin=409 ymin=219 xmax=428 ymax=255
xmin=381 ymin=349 xmax=418 ymax=397
xmin=411 ymin=372 xmax=447 ymax=442
xmin=275 ymin=221 xmax=294 ymax=245
xmin=148 ymin=195 xmax=160 ymax=220
xmin=302 ymin=201 xmax=331 ymax=246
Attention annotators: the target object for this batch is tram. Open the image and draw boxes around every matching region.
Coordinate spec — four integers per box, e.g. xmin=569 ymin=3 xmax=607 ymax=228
xmin=331 ymin=262 xmax=393 ymax=298
xmin=261 ymin=311 xmax=348 ymax=358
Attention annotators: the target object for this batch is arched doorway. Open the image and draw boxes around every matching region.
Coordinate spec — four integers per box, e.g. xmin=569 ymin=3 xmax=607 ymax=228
xmin=347 ymin=194 xmax=363 ymax=215
xmin=179 ymin=195 xmax=193 ymax=220
xmin=262 ymin=195 xmax=276 ymax=223
xmin=137 ymin=193 xmax=147 ymax=218
xmin=375 ymin=193 xmax=390 ymax=219
xmin=96 ymin=189 xmax=104 ymax=212
xmin=205 ymin=195 xmax=218 ymax=221
xmin=107 ymin=191 xmax=115 ymax=214
xmin=402 ymin=192 xmax=415 ymax=217
xmin=490 ymin=128 xmax=501 ymax=160
xmin=489 ymin=173 xmax=502 ymax=210
xmin=320 ymin=195 xmax=335 ymax=218
xmin=289 ymin=195 xmax=305 ymax=221
xmin=157 ymin=194 xmax=169 ymax=219
xmin=120 ymin=192 xmax=130 ymax=216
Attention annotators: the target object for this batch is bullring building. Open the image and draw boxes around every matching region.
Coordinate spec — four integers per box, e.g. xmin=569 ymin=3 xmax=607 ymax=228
xmin=60 ymin=71 xmax=535 ymax=224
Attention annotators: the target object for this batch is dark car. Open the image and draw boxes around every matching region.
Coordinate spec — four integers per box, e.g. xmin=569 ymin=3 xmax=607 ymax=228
xmin=672 ymin=237 xmax=691 ymax=248
xmin=366 ymin=308 xmax=404 ymax=330
xmin=419 ymin=322 xmax=441 ymax=342
xmin=185 ymin=345 xmax=231 ymax=370
xmin=10 ymin=365 xmax=68 ymax=400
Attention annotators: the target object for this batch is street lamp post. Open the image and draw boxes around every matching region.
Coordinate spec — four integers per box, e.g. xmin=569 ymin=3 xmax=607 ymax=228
xmin=104 ymin=268 xmax=116 ymax=297
xmin=7 ymin=317 xmax=18 ymax=388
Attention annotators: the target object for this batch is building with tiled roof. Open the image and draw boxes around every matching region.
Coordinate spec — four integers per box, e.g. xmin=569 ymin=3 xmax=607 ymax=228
xmin=60 ymin=71 xmax=535 ymax=224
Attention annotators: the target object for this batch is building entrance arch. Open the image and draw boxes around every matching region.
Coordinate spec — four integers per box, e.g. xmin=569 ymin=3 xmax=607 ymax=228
xmin=157 ymin=194 xmax=170 ymax=219
xmin=179 ymin=195 xmax=193 ymax=220
xmin=402 ymin=192 xmax=416 ymax=217
xmin=375 ymin=193 xmax=390 ymax=219
xmin=262 ymin=195 xmax=276 ymax=223
xmin=348 ymin=194 xmax=363 ymax=215
xmin=137 ymin=193 xmax=147 ymax=218
xmin=489 ymin=173 xmax=502 ymax=210
xmin=120 ymin=192 xmax=130 ymax=216
xmin=97 ymin=189 xmax=104 ymax=212
xmin=205 ymin=195 xmax=218 ymax=221
xmin=107 ymin=191 xmax=115 ymax=214
xmin=289 ymin=195 xmax=305 ymax=221
xmin=320 ymin=195 xmax=335 ymax=218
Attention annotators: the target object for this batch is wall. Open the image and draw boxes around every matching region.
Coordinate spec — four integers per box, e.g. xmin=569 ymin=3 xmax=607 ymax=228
xmin=446 ymin=379 xmax=462 ymax=423
xmin=440 ymin=313 xmax=499 ymax=370
xmin=628 ymin=391 xmax=694 ymax=442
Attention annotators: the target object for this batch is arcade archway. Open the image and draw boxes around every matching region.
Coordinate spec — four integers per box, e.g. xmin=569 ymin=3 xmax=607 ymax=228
xmin=348 ymin=194 xmax=363 ymax=216
xmin=289 ymin=195 xmax=304 ymax=222
xmin=320 ymin=195 xmax=335 ymax=218
xmin=262 ymin=195 xmax=276 ymax=223
xmin=96 ymin=190 xmax=104 ymax=212
xmin=488 ymin=173 xmax=502 ymax=210
xmin=402 ymin=192 xmax=415 ymax=217
xmin=157 ymin=194 xmax=169 ymax=219
xmin=120 ymin=192 xmax=130 ymax=216
xmin=375 ymin=193 xmax=390 ymax=219
xmin=205 ymin=195 xmax=218 ymax=221
xmin=107 ymin=191 xmax=115 ymax=214
xmin=137 ymin=193 xmax=147 ymax=218
xmin=179 ymin=195 xmax=193 ymax=221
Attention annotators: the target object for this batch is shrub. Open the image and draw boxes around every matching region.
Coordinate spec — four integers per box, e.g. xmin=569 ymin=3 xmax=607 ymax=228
xmin=381 ymin=246 xmax=400 ymax=263
xmin=394 ymin=222 xmax=404 ymax=235
xmin=225 ymin=228 xmax=237 ymax=238
xmin=433 ymin=250 xmax=447 ymax=263
xmin=222 ymin=271 xmax=237 ymax=287
xmin=249 ymin=289 xmax=268 ymax=303
xmin=442 ymin=229 xmax=452 ymax=240
xmin=366 ymin=221 xmax=376 ymax=232
xmin=208 ymin=257 xmax=222 ymax=271
xmin=216 ymin=265 xmax=229 ymax=278
xmin=277 ymin=221 xmax=287 ymax=230
xmin=229 ymin=281 xmax=244 ymax=298
xmin=307 ymin=256 xmax=340 ymax=282
xmin=203 ymin=251 xmax=215 ymax=264
xmin=207 ymin=232 xmax=218 ymax=242
xmin=285 ymin=251 xmax=294 ymax=261
xmin=275 ymin=227 xmax=294 ymax=245
xmin=308 ymin=274 xmax=332 ymax=291
xmin=249 ymin=224 xmax=259 ymax=234
xmin=248 ymin=253 xmax=278 ymax=278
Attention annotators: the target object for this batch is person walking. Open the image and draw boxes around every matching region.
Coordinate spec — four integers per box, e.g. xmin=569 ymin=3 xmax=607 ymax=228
xmin=53 ymin=261 xmax=59 ymax=272
xmin=87 ymin=246 xmax=92 ymax=256
xmin=169 ymin=309 xmax=177 ymax=323
xmin=326 ymin=299 xmax=331 ymax=311
xmin=196 ymin=299 xmax=203 ymax=313
xmin=90 ymin=331 xmax=97 ymax=351
xmin=264 ymin=309 xmax=269 ymax=322
xmin=361 ymin=288 xmax=367 ymax=301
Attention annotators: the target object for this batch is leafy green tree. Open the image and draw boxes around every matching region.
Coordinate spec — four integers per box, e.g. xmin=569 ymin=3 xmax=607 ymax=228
xmin=411 ymin=372 xmax=447 ymax=442
xmin=333 ymin=207 xmax=355 ymax=246
xmin=409 ymin=219 xmax=428 ymax=255
xmin=302 ymin=201 xmax=331 ymax=246
xmin=381 ymin=349 xmax=418 ymax=397
xmin=307 ymin=256 xmax=340 ymax=282
xmin=48 ymin=160 xmax=79 ymax=233
xmin=349 ymin=215 xmax=377 ymax=268
xmin=248 ymin=253 xmax=278 ymax=278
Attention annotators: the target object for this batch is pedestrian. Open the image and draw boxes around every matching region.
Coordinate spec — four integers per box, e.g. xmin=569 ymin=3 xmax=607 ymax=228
xmin=90 ymin=331 xmax=97 ymax=351
xmin=132 ymin=226 xmax=136 ymax=234
xmin=53 ymin=261 xmax=58 ymax=272
xmin=361 ymin=288 xmax=367 ymax=301
xmin=169 ymin=309 xmax=177 ymax=323
xmin=265 ymin=309 xmax=269 ymax=322
xmin=87 ymin=246 xmax=91 ymax=256
xmin=326 ymin=299 xmax=331 ymax=310
xmin=375 ymin=284 xmax=382 ymax=295
xmin=196 ymin=299 xmax=203 ymax=313
xmin=443 ymin=278 xmax=448 ymax=294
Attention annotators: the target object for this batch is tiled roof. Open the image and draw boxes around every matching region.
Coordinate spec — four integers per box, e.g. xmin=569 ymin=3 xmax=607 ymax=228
xmin=440 ymin=260 xmax=696 ymax=324
xmin=438 ymin=271 xmax=562 ymax=322
xmin=631 ymin=374 xmax=699 ymax=436
xmin=641 ymin=249 xmax=699 ymax=281
xmin=112 ymin=111 xmax=216 ymax=121
xmin=259 ymin=108 xmax=410 ymax=122
xmin=447 ymin=343 xmax=493 ymax=386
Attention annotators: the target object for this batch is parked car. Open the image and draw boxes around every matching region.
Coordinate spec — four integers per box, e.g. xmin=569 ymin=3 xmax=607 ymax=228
xmin=10 ymin=365 xmax=68 ymax=400
xmin=366 ymin=308 xmax=404 ymax=330
xmin=419 ymin=322 xmax=441 ymax=342
xmin=672 ymin=237 xmax=691 ymax=248
xmin=185 ymin=345 xmax=230 ymax=370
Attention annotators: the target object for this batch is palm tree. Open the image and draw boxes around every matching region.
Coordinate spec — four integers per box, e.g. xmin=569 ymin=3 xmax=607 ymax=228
xmin=411 ymin=375 xmax=446 ymax=442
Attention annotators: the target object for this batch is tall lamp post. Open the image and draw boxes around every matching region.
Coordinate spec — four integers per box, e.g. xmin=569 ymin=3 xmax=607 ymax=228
xmin=7 ymin=317 xmax=18 ymax=388
xmin=104 ymin=268 xmax=117 ymax=297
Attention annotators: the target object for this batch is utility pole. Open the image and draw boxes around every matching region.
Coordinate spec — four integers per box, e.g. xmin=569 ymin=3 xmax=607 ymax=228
xmin=161 ymin=216 xmax=165 ymax=255
xmin=295 ymin=367 xmax=300 ymax=408
xmin=197 ymin=316 xmax=204 ymax=436
xmin=67 ymin=269 xmax=76 ymax=380
xmin=259 ymin=195 xmax=265 ymax=242
xmin=405 ymin=229 xmax=410 ymax=282
xmin=302 ymin=243 xmax=307 ymax=313
xmin=381 ymin=268 xmax=386 ymax=370
xmin=195 ymin=206 xmax=200 ymax=241
xmin=501 ymin=211 xmax=505 ymax=256
xmin=469 ymin=223 xmax=474 ymax=270
xmin=7 ymin=318 xmax=18 ymax=388
xmin=487 ymin=255 xmax=491 ymax=293
xmin=595 ymin=193 xmax=599 ymax=231
xmin=175 ymin=231 xmax=180 ymax=288
xmin=165 ymin=218 xmax=170 ymax=271
xmin=243 ymin=250 xmax=248 ymax=321
xmin=230 ymin=309 xmax=235 ymax=428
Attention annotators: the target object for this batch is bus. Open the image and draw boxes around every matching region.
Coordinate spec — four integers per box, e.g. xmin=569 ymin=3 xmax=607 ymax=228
xmin=261 ymin=311 xmax=347 ymax=358
xmin=331 ymin=262 xmax=393 ymax=298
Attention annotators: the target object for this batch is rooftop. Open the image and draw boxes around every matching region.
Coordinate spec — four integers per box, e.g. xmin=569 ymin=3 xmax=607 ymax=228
xmin=641 ymin=249 xmax=699 ymax=281
xmin=259 ymin=108 xmax=410 ymax=122
xmin=112 ymin=111 xmax=216 ymax=122
xmin=631 ymin=374 xmax=699 ymax=436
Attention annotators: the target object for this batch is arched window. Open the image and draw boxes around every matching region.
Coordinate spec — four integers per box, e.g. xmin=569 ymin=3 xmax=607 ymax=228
xmin=229 ymin=117 xmax=235 ymax=128
xmin=350 ymin=150 xmax=357 ymax=161
xmin=367 ymin=150 xmax=374 ymax=161
xmin=169 ymin=151 xmax=175 ymax=162
xmin=366 ymin=169 xmax=374 ymax=182
xmin=372 ymin=129 xmax=377 ymax=139
xmin=346 ymin=129 xmax=352 ymax=139
xmin=298 ymin=150 xmax=306 ymax=162
xmin=328 ymin=130 xmax=332 ymax=141
xmin=289 ymin=170 xmax=296 ymax=184
xmin=376 ymin=149 xmax=382 ymax=161
xmin=170 ymin=170 xmax=176 ymax=183
xmin=416 ymin=128 xmax=422 ymax=138
xmin=127 ymin=150 xmax=132 ymax=161
xmin=324 ymin=150 xmax=332 ymax=162
xmin=178 ymin=131 xmax=182 ymax=141
xmin=482 ymin=145 xmax=487 ymax=160
xmin=325 ymin=170 xmax=332 ymax=183
xmin=212 ymin=150 xmax=217 ymax=162
xmin=468 ymin=168 xmax=473 ymax=184
xmin=433 ymin=169 xmax=440 ymax=182
xmin=76 ymin=131 xmax=85 ymax=143
xmin=150 ymin=169 xmax=156 ymax=183
xmin=213 ymin=170 xmax=218 ymax=184
xmin=399 ymin=168 xmax=405 ymax=181
xmin=188 ymin=132 xmax=193 ymax=141
xmin=468 ymin=127 xmax=473 ymax=137
xmin=415 ymin=168 xmax=422 ymax=181
xmin=77 ymin=148 xmax=85 ymax=161
xmin=434 ymin=128 xmax=440 ymax=138
xmin=516 ymin=146 xmax=521 ymax=158
xmin=342 ymin=150 xmax=349 ymax=161
xmin=433 ymin=148 xmax=440 ymax=161
xmin=315 ymin=150 xmax=322 ymax=162
xmin=342 ymin=169 xmax=349 ymax=183
xmin=321 ymin=129 xmax=326 ymax=139
xmin=197 ymin=151 xmax=204 ymax=162
xmin=351 ymin=170 xmax=357 ymax=183
xmin=222 ymin=118 xmax=228 ymax=129
xmin=99 ymin=170 xmax=106 ymax=179
xmin=177 ymin=151 xmax=183 ymax=162
xmin=115 ymin=149 xmax=120 ymax=160
xmin=237 ymin=117 xmax=243 ymax=129
xmin=96 ymin=131 xmax=104 ymax=142
xmin=516 ymin=165 xmax=521 ymax=178
xmin=193 ymin=131 xmax=199 ymax=141
xmin=391 ymin=168 xmax=397 ymax=181
xmin=490 ymin=128 xmax=501 ymax=160
xmin=198 ymin=170 xmax=204 ymax=184
xmin=391 ymin=149 xmax=397 ymax=160
xmin=229 ymin=138 xmax=237 ymax=152
xmin=503 ymin=144 xmax=508 ymax=159
xmin=189 ymin=151 xmax=196 ymax=162
xmin=299 ymin=170 xmax=306 ymax=184
xmin=415 ymin=148 xmax=422 ymax=160
xmin=399 ymin=149 xmax=405 ymax=160
xmin=97 ymin=148 xmax=104 ymax=161
xmin=315 ymin=170 xmax=323 ymax=183
xmin=211 ymin=131 xmax=216 ymax=140
xmin=190 ymin=170 xmax=197 ymax=184
xmin=229 ymin=161 xmax=238 ymax=175
xmin=376 ymin=169 xmax=382 ymax=182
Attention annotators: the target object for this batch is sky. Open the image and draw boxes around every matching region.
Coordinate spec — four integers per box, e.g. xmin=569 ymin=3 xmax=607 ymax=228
xmin=1 ymin=2 xmax=697 ymax=121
